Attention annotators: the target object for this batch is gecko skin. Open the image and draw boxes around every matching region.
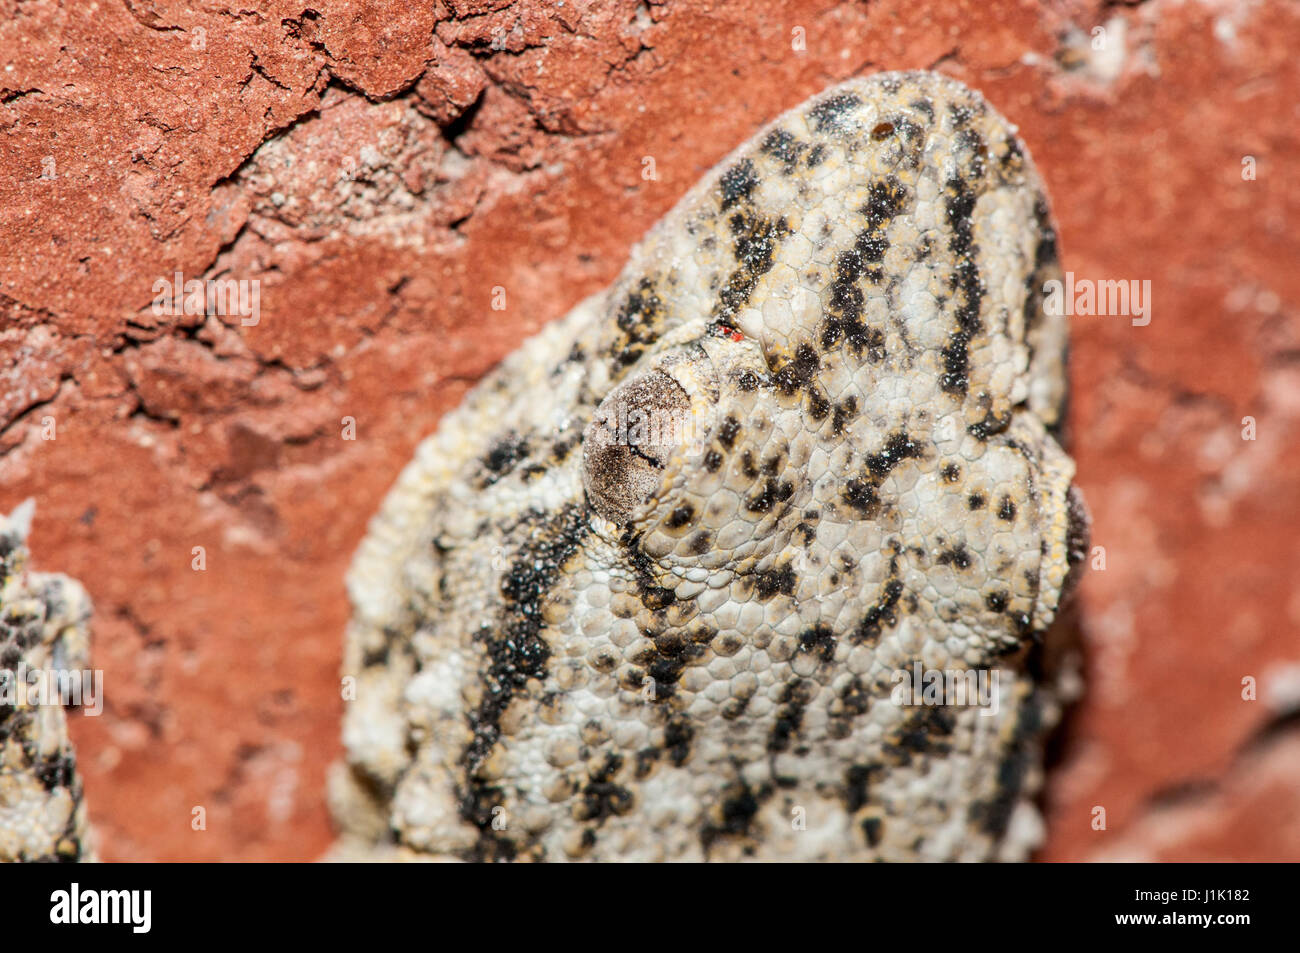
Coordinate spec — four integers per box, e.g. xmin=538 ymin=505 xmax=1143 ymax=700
xmin=330 ymin=70 xmax=1089 ymax=862
xmin=0 ymin=501 xmax=93 ymax=862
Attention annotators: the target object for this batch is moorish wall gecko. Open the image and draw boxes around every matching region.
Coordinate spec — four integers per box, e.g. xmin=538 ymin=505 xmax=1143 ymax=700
xmin=329 ymin=71 xmax=1089 ymax=862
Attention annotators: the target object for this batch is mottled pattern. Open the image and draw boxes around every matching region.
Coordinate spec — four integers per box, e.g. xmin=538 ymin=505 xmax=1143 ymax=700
xmin=0 ymin=502 xmax=94 ymax=862
xmin=332 ymin=71 xmax=1088 ymax=862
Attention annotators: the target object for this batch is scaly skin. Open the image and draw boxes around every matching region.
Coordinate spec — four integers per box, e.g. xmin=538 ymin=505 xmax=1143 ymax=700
xmin=0 ymin=501 xmax=94 ymax=862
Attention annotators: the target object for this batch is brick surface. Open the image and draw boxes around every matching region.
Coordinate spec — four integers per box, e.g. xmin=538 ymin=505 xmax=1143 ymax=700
xmin=1 ymin=0 xmax=1296 ymax=861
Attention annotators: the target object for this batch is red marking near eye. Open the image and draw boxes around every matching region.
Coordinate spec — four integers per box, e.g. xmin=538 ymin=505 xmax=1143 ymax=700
xmin=713 ymin=323 xmax=745 ymax=343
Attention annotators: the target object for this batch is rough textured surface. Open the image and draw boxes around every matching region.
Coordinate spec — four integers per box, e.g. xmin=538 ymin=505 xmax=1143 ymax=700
xmin=1 ymin=0 xmax=1297 ymax=861
xmin=331 ymin=71 xmax=1084 ymax=861
xmin=0 ymin=502 xmax=93 ymax=862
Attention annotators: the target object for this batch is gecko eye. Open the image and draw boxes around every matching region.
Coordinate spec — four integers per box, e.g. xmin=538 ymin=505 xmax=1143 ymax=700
xmin=583 ymin=370 xmax=694 ymax=525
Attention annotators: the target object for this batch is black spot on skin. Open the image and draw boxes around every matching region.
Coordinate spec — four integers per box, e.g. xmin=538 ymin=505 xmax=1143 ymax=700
xmin=1 ymin=643 xmax=22 ymax=669
xmin=664 ymin=715 xmax=694 ymax=767
xmin=895 ymin=117 xmax=927 ymax=155
xmin=714 ymin=213 xmax=792 ymax=319
xmin=33 ymin=754 xmax=76 ymax=792
xmin=735 ymin=369 xmax=763 ymax=391
xmin=843 ymin=432 xmax=920 ymax=517
xmin=986 ymin=591 xmax=1008 ymax=613
xmin=937 ymin=544 xmax=972 ymax=570
xmin=855 ymin=578 xmax=904 ymax=644
xmin=956 ymin=127 xmax=989 ymax=180
xmin=821 ymin=177 xmax=907 ymax=355
xmin=646 ymin=630 xmax=703 ymax=694
xmin=665 ymin=505 xmax=694 ymax=529
xmin=574 ymin=754 xmax=635 ymax=822
xmin=941 ymin=462 xmax=961 ymax=483
xmin=939 ymin=177 xmax=983 ymax=395
xmin=1033 ymin=198 xmax=1058 ymax=271
xmin=634 ymin=747 xmax=661 ymax=779
xmin=687 ymin=624 xmax=717 ymax=646
xmin=883 ymin=706 xmax=955 ymax=766
xmin=968 ymin=692 xmax=1044 ymax=838
xmin=703 ymin=449 xmax=724 ymax=472
xmin=1062 ymin=484 xmax=1091 ymax=600
xmin=768 ymin=678 xmax=815 ymax=753
xmin=807 ymin=92 xmax=862 ymax=131
xmin=843 ymin=763 xmax=882 ymax=812
xmin=754 ymin=565 xmax=797 ymax=600
xmin=721 ymin=678 xmax=756 ymax=719
xmin=644 ymin=653 xmax=687 ymax=696
xmin=621 ymin=531 xmax=677 ymax=612
xmin=948 ymin=100 xmax=983 ymax=129
xmin=719 ymin=158 xmax=760 ymax=210
xmin=968 ymin=494 xmax=985 ymax=510
xmin=793 ymin=521 xmax=817 ymax=547
xmin=862 ymin=327 xmax=886 ymax=362
xmin=967 ymin=410 xmax=1012 ymax=441
xmin=689 ymin=532 xmax=712 ymax=555
xmin=998 ymin=496 xmax=1017 ymax=521
xmin=806 ymin=143 xmax=826 ymax=167
xmin=862 ymin=816 xmax=883 ymax=847
xmin=773 ymin=343 xmax=821 ymax=396
xmin=612 ymin=277 xmax=666 ymax=369
xmin=740 ymin=450 xmax=759 ymax=479
xmin=999 ymin=133 xmax=1024 ymax=171
xmin=482 ymin=432 xmax=529 ymax=483
xmin=807 ymin=387 xmax=830 ymax=420
xmin=841 ymin=478 xmax=880 ymax=516
xmin=746 ymin=477 xmax=794 ymax=514
xmin=832 ymin=395 xmax=858 ymax=436
xmin=865 ymin=432 xmax=920 ymax=479
xmin=839 ymin=676 xmax=872 ymax=717
xmin=798 ymin=624 xmax=836 ymax=663
xmin=461 ymin=503 xmax=589 ymax=860
xmin=1014 ymin=611 xmax=1034 ymax=638
xmin=866 ymin=175 xmax=909 ymax=225
xmin=717 ymin=415 xmax=741 ymax=449
xmin=700 ymin=778 xmax=771 ymax=854
xmin=550 ymin=433 xmax=579 ymax=464
xmin=760 ymin=128 xmax=808 ymax=173
xmin=909 ymin=98 xmax=934 ymax=120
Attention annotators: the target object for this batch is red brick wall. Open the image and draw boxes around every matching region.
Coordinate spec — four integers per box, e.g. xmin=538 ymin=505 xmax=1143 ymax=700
xmin=2 ymin=0 xmax=1296 ymax=861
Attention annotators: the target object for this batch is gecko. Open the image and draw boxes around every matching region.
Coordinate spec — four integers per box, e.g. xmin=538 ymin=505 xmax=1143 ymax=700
xmin=0 ymin=501 xmax=94 ymax=862
xmin=1 ymin=70 xmax=1087 ymax=863
xmin=328 ymin=70 xmax=1089 ymax=861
